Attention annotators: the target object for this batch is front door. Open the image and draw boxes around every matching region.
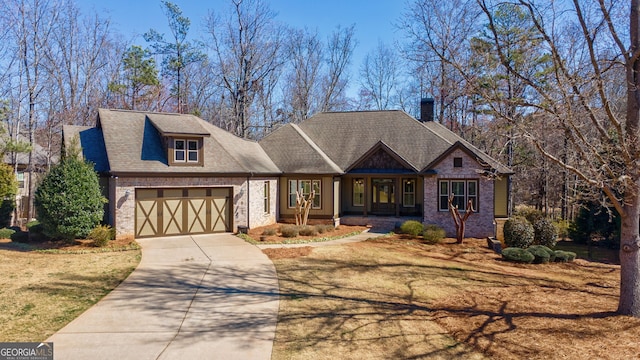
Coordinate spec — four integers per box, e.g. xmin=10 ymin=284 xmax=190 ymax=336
xmin=371 ymin=178 xmax=395 ymax=214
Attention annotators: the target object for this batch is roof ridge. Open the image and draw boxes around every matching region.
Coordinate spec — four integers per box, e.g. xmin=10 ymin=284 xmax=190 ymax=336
xmin=99 ymin=108 xmax=186 ymax=116
xmin=290 ymin=123 xmax=344 ymax=173
xmin=418 ymin=120 xmax=455 ymax=146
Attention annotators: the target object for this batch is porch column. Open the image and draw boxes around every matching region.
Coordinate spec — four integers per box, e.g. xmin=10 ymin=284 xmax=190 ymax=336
xmin=395 ymin=178 xmax=400 ymax=217
xmin=363 ymin=177 xmax=368 ymax=216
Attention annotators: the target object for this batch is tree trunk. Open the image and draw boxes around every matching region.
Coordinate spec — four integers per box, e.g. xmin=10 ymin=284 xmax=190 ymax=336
xmin=618 ymin=190 xmax=640 ymax=316
xmin=619 ymin=0 xmax=640 ymax=316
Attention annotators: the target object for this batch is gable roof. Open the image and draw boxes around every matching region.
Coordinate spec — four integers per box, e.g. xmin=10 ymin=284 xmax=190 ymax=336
xmin=71 ymin=109 xmax=280 ymax=175
xmin=146 ymin=113 xmax=210 ymax=137
xmin=62 ymin=125 xmax=110 ymax=173
xmin=258 ymin=123 xmax=342 ymax=174
xmin=261 ymin=110 xmax=512 ymax=175
xmin=345 ymin=140 xmax=419 ymax=173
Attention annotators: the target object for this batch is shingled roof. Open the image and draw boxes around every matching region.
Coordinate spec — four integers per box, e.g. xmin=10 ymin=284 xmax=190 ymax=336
xmin=68 ymin=109 xmax=280 ymax=175
xmin=260 ymin=110 xmax=512 ymax=175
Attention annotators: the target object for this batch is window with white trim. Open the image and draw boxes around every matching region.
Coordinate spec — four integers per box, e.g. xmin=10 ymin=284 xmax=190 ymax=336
xmin=353 ymin=178 xmax=364 ymax=206
xmin=288 ymin=179 xmax=321 ymax=209
xmin=402 ymin=179 xmax=415 ymax=207
xmin=439 ymin=179 xmax=478 ymax=211
xmin=174 ymin=139 xmax=199 ymax=163
xmin=264 ymin=181 xmax=270 ymax=214
xmin=16 ymin=172 xmax=24 ymax=189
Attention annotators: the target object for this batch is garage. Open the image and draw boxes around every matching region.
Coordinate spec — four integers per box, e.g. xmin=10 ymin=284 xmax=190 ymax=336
xmin=135 ymin=187 xmax=232 ymax=238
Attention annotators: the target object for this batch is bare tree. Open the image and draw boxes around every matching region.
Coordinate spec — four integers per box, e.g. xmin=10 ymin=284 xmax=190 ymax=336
xmin=399 ymin=0 xmax=480 ymax=127
xmin=282 ymin=28 xmax=323 ymax=123
xmin=320 ymin=25 xmax=357 ymax=112
xmin=358 ymin=41 xmax=401 ymax=110
xmin=205 ymin=0 xmax=285 ymax=138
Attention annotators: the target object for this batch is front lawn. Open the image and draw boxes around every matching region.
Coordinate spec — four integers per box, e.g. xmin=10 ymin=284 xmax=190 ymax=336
xmin=0 ymin=240 xmax=140 ymax=341
xmin=266 ymin=236 xmax=639 ymax=359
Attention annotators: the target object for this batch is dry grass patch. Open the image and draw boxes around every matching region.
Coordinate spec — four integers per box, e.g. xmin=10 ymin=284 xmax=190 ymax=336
xmin=268 ymin=236 xmax=640 ymax=360
xmin=0 ymin=242 xmax=140 ymax=341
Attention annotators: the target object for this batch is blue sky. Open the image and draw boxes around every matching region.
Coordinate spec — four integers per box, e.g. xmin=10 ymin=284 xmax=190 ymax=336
xmin=80 ymin=0 xmax=406 ymax=89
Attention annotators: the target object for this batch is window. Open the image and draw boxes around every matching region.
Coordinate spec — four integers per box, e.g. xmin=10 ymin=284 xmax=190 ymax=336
xmin=16 ymin=172 xmax=24 ymax=189
xmin=173 ymin=139 xmax=199 ymax=163
xmin=288 ymin=179 xmax=321 ymax=209
xmin=187 ymin=140 xmax=198 ymax=162
xmin=454 ymin=157 xmax=463 ymax=167
xmin=439 ymin=179 xmax=478 ymax=211
xmin=263 ymin=181 xmax=270 ymax=214
xmin=402 ymin=179 xmax=415 ymax=207
xmin=353 ymin=178 xmax=364 ymax=206
xmin=174 ymin=139 xmax=185 ymax=162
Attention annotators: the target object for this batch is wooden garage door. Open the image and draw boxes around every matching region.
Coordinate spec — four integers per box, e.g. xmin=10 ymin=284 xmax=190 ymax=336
xmin=135 ymin=188 xmax=231 ymax=238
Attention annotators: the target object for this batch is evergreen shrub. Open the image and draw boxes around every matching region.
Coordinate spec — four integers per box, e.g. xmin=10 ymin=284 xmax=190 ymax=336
xmin=554 ymin=250 xmax=577 ymax=262
xmin=34 ymin=157 xmax=106 ymax=241
xmin=526 ymin=245 xmax=554 ymax=264
xmin=501 ymin=247 xmax=535 ymax=263
xmin=503 ymin=217 xmax=535 ymax=248
xmin=533 ymin=218 xmax=558 ymax=247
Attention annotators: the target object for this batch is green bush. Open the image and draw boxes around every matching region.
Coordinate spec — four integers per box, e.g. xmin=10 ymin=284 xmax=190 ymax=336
xmin=0 ymin=163 xmax=17 ymax=228
xmin=262 ymin=228 xmax=277 ymax=236
xmin=554 ymin=250 xmax=577 ymax=262
xmin=553 ymin=219 xmax=570 ymax=240
xmin=503 ymin=217 xmax=535 ymax=248
xmin=10 ymin=230 xmax=29 ymax=243
xmin=279 ymin=225 xmax=299 ymax=238
xmin=569 ymin=201 xmax=620 ymax=246
xmin=422 ymin=224 xmax=445 ymax=244
xmin=515 ymin=206 xmax=544 ymax=224
xmin=0 ymin=227 xmax=15 ymax=239
xmin=526 ymin=245 xmax=554 ymax=264
xmin=88 ymin=225 xmax=113 ymax=247
xmin=299 ymin=225 xmax=318 ymax=236
xmin=400 ymin=220 xmax=424 ymax=237
xmin=501 ymin=247 xmax=535 ymax=263
xmin=34 ymin=156 xmax=107 ymax=241
xmin=532 ymin=218 xmax=558 ymax=247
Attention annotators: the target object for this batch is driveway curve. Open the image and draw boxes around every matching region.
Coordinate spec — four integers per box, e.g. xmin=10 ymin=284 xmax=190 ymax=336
xmin=48 ymin=234 xmax=279 ymax=360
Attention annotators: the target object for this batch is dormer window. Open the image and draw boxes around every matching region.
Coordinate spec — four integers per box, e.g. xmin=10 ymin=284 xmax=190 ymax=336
xmin=170 ymin=138 xmax=203 ymax=166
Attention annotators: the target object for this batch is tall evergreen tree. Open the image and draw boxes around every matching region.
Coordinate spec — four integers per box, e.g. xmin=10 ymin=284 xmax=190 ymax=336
xmin=144 ymin=1 xmax=205 ymax=113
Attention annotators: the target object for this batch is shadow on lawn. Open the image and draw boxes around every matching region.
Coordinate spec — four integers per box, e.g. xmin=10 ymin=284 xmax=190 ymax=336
xmin=270 ymin=251 xmax=638 ymax=359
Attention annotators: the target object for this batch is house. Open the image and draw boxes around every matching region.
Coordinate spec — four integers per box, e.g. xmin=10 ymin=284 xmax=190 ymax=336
xmin=3 ymin=139 xmax=57 ymax=225
xmin=63 ymin=109 xmax=280 ymax=238
xmin=63 ymin=102 xmax=512 ymax=239
xmin=259 ymin=100 xmax=512 ymax=237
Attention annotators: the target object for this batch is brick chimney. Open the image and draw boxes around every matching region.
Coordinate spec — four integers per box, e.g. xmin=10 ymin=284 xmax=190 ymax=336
xmin=420 ymin=98 xmax=434 ymax=122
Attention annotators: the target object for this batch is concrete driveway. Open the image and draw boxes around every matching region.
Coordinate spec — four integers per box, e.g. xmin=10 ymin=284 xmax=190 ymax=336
xmin=48 ymin=233 xmax=279 ymax=360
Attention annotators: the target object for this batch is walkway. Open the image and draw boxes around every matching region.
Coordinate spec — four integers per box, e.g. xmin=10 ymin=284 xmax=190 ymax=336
xmin=48 ymin=234 xmax=279 ymax=360
xmin=256 ymin=228 xmax=390 ymax=249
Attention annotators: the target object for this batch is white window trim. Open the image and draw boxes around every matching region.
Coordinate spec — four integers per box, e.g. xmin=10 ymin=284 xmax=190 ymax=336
xmin=402 ymin=179 xmax=416 ymax=208
xmin=288 ymin=179 xmax=321 ymax=209
xmin=353 ymin=178 xmax=364 ymax=207
xmin=264 ymin=181 xmax=270 ymax=214
xmin=187 ymin=139 xmax=198 ymax=163
xmin=174 ymin=138 xmax=199 ymax=163
xmin=438 ymin=179 xmax=478 ymax=212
